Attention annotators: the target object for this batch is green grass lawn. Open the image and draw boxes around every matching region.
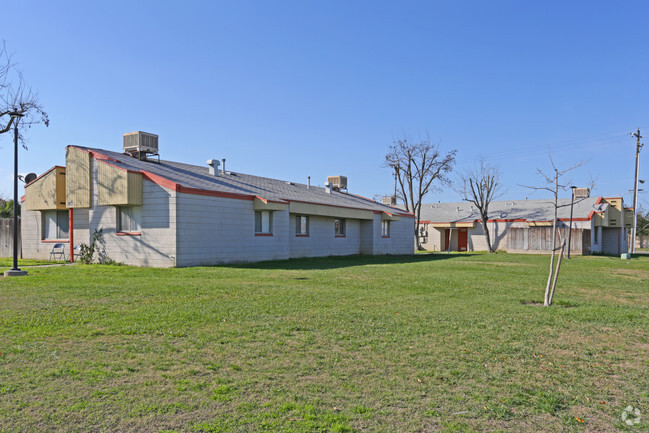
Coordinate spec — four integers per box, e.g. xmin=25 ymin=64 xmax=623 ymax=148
xmin=1 ymin=253 xmax=648 ymax=432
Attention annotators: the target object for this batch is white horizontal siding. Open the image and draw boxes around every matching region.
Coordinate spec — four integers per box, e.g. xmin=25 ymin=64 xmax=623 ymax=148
xmin=175 ymin=193 xmax=289 ymax=266
xmin=88 ymin=175 xmax=176 ymax=267
xmin=288 ymin=215 xmax=361 ymax=258
xmin=20 ymin=208 xmax=89 ymax=260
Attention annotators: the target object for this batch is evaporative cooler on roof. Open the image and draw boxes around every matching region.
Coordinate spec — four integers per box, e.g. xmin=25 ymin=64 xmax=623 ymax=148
xmin=123 ymin=131 xmax=159 ymax=160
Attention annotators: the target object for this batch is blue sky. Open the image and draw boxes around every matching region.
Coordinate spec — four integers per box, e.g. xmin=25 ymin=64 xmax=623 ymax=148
xmin=1 ymin=1 xmax=648 ymax=208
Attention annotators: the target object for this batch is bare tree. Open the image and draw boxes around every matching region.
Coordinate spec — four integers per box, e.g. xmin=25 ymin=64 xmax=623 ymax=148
xmin=384 ymin=133 xmax=456 ymax=249
xmin=0 ymin=41 xmax=49 ymax=144
xmin=521 ymin=154 xmax=593 ymax=307
xmin=458 ymin=159 xmax=503 ymax=252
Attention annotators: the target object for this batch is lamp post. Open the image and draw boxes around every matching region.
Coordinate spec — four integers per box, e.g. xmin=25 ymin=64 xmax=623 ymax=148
xmin=4 ymin=111 xmax=27 ymax=277
xmin=566 ymin=186 xmax=577 ymax=259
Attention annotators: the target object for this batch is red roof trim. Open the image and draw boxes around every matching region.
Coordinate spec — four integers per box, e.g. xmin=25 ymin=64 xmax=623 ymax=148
xmin=140 ymin=171 xmax=180 ymax=192
xmin=422 ymin=216 xmax=594 ymax=225
xmin=178 ymin=185 xmax=255 ymax=201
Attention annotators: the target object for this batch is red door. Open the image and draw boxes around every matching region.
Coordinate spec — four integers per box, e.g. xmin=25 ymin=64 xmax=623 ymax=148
xmin=458 ymin=228 xmax=468 ymax=252
xmin=444 ymin=228 xmax=468 ymax=251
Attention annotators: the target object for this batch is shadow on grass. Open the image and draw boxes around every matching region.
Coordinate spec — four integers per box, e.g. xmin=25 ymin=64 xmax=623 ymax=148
xmin=229 ymin=253 xmax=480 ymax=271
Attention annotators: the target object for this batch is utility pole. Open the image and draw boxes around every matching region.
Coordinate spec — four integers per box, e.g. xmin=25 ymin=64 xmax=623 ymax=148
xmin=631 ymin=128 xmax=644 ymax=254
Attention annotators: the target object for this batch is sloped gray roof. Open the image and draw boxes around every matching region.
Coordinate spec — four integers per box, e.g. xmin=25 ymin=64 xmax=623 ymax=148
xmin=417 ymin=197 xmax=607 ymax=223
xmin=75 ymin=146 xmax=409 ymax=215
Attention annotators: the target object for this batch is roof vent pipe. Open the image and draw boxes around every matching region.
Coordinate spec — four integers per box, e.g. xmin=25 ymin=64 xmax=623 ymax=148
xmin=221 ymin=158 xmax=226 ymax=175
xmin=307 ymin=176 xmax=311 ymax=189
xmin=207 ymin=159 xmax=220 ymax=176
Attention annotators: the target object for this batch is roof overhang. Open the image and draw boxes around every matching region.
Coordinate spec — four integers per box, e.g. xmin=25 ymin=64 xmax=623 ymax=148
xmin=289 ymin=201 xmax=374 ymax=220
xmin=254 ymin=197 xmax=289 ymax=211
xmin=526 ymin=221 xmax=553 ymax=227
xmin=381 ymin=212 xmax=401 ymax=221
xmin=429 ymin=221 xmax=475 ymax=228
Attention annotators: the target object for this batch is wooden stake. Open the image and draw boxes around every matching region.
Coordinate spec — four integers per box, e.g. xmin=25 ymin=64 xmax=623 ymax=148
xmin=547 ymin=240 xmax=566 ymax=306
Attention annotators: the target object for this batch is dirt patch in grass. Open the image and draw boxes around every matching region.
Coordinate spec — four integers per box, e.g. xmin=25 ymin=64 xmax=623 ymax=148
xmin=611 ymin=268 xmax=649 ymax=280
xmin=460 ymin=260 xmax=536 ymax=267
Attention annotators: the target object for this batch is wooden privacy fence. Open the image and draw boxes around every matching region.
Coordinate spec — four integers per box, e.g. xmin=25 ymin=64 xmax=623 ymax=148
xmin=508 ymin=227 xmax=591 ymax=254
xmin=0 ymin=218 xmax=21 ymax=258
xmin=637 ymin=236 xmax=649 ymax=249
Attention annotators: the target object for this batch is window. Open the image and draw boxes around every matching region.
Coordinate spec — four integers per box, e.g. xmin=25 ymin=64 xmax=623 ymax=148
xmin=296 ymin=215 xmax=309 ymax=236
xmin=42 ymin=210 xmax=69 ymax=240
xmin=118 ymin=206 xmax=141 ymax=233
xmin=255 ymin=210 xmax=273 ymax=234
xmin=334 ymin=218 xmax=346 ymax=236
xmin=594 ymin=227 xmax=599 ymax=244
xmin=382 ymin=220 xmax=390 ymax=237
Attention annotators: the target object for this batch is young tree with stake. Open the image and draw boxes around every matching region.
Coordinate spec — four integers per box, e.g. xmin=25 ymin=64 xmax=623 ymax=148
xmin=522 ymin=154 xmax=593 ymax=306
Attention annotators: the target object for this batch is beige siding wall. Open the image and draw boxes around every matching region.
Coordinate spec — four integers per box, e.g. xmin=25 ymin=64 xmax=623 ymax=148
xmin=422 ymin=220 xmax=593 ymax=254
xmin=96 ymin=160 xmax=143 ymax=206
xmin=66 ymin=147 xmax=91 ymax=208
xmin=24 ymin=168 xmax=66 ymax=211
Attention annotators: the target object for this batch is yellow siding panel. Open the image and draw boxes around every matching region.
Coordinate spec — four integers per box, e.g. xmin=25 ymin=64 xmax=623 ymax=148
xmin=66 ymin=147 xmax=91 ymax=208
xmin=24 ymin=168 xmax=66 ymax=210
xmin=55 ymin=167 xmax=66 ymax=208
xmin=624 ymin=208 xmax=634 ymax=228
xmin=97 ymin=160 xmax=143 ymax=206
xmin=606 ymin=204 xmax=621 ymax=227
xmin=127 ymin=171 xmax=143 ymax=205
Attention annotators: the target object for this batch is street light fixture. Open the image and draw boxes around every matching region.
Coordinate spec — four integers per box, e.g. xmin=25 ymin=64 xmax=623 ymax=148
xmin=566 ymin=186 xmax=577 ymax=259
xmin=4 ymin=111 xmax=28 ymax=277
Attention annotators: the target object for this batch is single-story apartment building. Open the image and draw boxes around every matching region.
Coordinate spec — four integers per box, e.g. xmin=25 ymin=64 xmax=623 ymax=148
xmin=417 ymin=194 xmax=632 ymax=255
xmin=22 ymin=132 xmax=414 ymax=267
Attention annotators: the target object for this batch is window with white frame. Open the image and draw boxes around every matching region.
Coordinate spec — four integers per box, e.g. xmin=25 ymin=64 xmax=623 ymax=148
xmin=255 ymin=210 xmax=273 ymax=234
xmin=296 ymin=215 xmax=309 ymax=235
xmin=42 ymin=210 xmax=69 ymax=240
xmin=382 ymin=220 xmax=390 ymax=237
xmin=334 ymin=218 xmax=346 ymax=236
xmin=117 ymin=206 xmax=141 ymax=233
